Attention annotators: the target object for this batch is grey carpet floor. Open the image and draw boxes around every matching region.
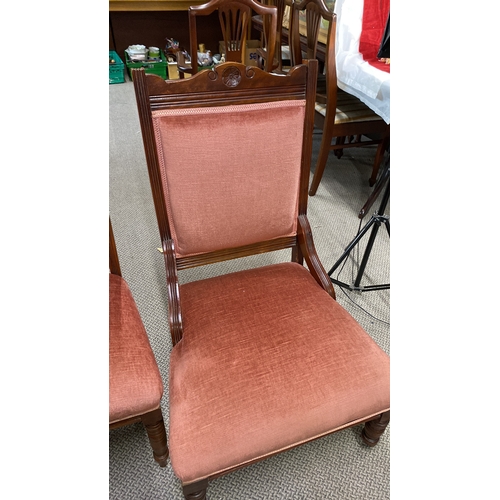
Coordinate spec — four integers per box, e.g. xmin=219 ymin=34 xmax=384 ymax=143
xmin=109 ymin=76 xmax=390 ymax=500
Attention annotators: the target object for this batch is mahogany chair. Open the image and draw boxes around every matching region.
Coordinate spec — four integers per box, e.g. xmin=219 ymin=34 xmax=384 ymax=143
xmin=133 ymin=60 xmax=390 ymax=499
xmin=109 ymin=219 xmax=168 ymax=467
xmin=257 ymin=0 xmax=288 ymax=72
xmin=177 ymin=0 xmax=277 ymax=77
xmin=290 ymin=0 xmax=389 ymax=194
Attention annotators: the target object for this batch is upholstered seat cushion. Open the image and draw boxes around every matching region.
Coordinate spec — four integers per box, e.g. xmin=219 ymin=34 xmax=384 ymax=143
xmin=169 ymin=262 xmax=390 ymax=484
xmin=109 ymin=274 xmax=164 ymax=424
xmin=315 ymin=88 xmax=382 ymax=124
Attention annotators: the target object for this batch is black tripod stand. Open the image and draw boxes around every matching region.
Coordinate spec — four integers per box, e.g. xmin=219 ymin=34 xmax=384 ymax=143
xmin=328 ymin=155 xmax=390 ymax=292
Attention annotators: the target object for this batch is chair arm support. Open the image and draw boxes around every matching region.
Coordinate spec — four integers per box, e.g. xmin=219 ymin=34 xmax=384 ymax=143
xmin=297 ymin=214 xmax=336 ymax=299
xmin=162 ymin=238 xmax=184 ymax=345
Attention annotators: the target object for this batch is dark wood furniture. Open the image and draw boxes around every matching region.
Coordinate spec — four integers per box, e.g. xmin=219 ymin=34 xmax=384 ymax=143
xmin=133 ymin=60 xmax=390 ymax=499
xmin=176 ymin=0 xmax=277 ymax=77
xmin=256 ymin=0 xmax=287 ymax=72
xmin=252 ymin=10 xmax=326 ymax=72
xmin=109 ymin=0 xmax=221 ymax=61
xmin=109 ymin=219 xmax=168 ymax=467
xmin=290 ymin=0 xmax=389 ymax=194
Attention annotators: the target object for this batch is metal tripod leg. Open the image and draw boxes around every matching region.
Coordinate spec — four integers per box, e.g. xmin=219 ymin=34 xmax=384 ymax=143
xmin=328 ymin=161 xmax=390 ymax=292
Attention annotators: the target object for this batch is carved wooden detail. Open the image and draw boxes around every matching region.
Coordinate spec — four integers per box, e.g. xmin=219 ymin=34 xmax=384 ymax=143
xmin=143 ymin=63 xmax=309 ymax=111
xmin=222 ymin=65 xmax=242 ymax=87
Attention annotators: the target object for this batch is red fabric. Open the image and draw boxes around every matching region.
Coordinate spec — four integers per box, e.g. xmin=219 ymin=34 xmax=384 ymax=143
xmin=109 ymin=274 xmax=164 ymax=423
xmin=359 ymin=0 xmax=390 ymax=73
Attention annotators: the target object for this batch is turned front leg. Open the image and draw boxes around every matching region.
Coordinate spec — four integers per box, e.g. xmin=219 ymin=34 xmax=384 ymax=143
xmin=141 ymin=408 xmax=169 ymax=467
xmin=183 ymin=479 xmax=208 ymax=500
xmin=361 ymin=411 xmax=390 ymax=447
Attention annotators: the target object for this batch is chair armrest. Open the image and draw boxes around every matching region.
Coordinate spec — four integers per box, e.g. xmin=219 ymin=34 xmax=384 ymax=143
xmin=163 ymin=238 xmax=184 ymax=345
xmin=297 ymin=214 xmax=336 ymax=299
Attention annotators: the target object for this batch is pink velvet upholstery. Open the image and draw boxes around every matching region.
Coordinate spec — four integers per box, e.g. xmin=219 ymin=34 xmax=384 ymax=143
xmin=169 ymin=262 xmax=390 ymax=483
xmin=109 ymin=273 xmax=164 ymax=424
xmin=151 ymin=101 xmax=306 ymax=258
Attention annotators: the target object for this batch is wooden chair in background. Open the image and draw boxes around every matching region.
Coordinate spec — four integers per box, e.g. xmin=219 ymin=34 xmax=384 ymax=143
xmin=290 ymin=0 xmax=389 ymax=194
xmin=257 ymin=0 xmax=287 ymax=72
xmin=133 ymin=60 xmax=389 ymax=499
xmin=109 ymin=219 xmax=168 ymax=467
xmin=177 ymin=0 xmax=277 ymax=77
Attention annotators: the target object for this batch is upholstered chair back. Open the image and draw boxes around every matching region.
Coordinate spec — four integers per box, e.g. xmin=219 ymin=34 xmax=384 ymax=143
xmin=151 ymin=100 xmax=306 ymax=258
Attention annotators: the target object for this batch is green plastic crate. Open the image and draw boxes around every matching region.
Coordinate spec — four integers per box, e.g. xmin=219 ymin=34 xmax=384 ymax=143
xmin=109 ymin=51 xmax=125 ymax=84
xmin=125 ymin=49 xmax=168 ymax=80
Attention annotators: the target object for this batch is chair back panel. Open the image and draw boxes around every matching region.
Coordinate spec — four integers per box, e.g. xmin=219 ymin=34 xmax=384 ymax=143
xmin=133 ymin=61 xmax=318 ymax=269
xmin=291 ymin=0 xmax=335 ymax=77
xmin=151 ymin=100 xmax=305 ymax=258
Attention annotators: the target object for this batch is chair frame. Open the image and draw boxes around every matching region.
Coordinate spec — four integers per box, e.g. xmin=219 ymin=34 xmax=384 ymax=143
xmin=290 ymin=0 xmax=389 ymax=193
xmin=133 ymin=60 xmax=333 ymax=349
xmin=178 ymin=0 xmax=278 ymax=77
xmin=109 ymin=219 xmax=169 ymax=467
xmin=133 ymin=61 xmax=389 ymax=498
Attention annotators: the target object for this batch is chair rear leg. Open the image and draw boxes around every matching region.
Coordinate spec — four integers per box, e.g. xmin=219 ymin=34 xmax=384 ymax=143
xmin=333 ymin=136 xmax=347 ymax=159
xmin=369 ymin=134 xmax=389 ymax=186
xmin=309 ymin=121 xmax=336 ymax=196
xmin=141 ymin=408 xmax=169 ymax=467
xmin=361 ymin=411 xmax=390 ymax=447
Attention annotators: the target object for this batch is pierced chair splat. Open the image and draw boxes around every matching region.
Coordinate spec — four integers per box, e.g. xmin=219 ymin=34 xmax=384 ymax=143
xmin=177 ymin=0 xmax=278 ymax=78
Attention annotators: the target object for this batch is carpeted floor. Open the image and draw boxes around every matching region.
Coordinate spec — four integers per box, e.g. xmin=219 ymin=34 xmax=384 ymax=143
xmin=109 ymin=76 xmax=390 ymax=499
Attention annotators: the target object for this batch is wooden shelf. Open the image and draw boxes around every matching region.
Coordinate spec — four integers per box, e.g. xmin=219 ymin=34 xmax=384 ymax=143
xmin=109 ymin=6 xmax=222 ymax=62
xmin=110 ymin=0 xmax=206 ymax=11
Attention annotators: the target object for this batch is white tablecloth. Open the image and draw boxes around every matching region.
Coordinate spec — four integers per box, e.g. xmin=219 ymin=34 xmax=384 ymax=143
xmin=334 ymin=0 xmax=390 ymax=124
